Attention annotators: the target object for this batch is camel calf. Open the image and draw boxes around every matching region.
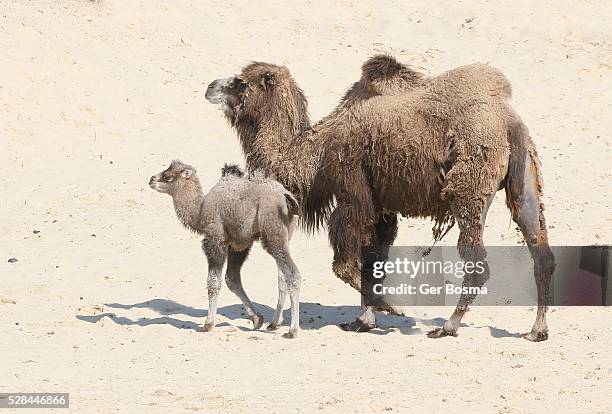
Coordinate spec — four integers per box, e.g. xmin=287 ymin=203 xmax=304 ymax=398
xmin=149 ymin=160 xmax=301 ymax=338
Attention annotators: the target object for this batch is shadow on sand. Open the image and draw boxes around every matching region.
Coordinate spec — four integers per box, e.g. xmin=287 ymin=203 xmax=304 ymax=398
xmin=76 ymin=298 xmax=427 ymax=335
xmin=76 ymin=298 xmax=515 ymax=337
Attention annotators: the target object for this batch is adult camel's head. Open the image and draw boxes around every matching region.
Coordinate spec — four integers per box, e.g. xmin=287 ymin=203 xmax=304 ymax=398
xmin=205 ymin=62 xmax=310 ymax=143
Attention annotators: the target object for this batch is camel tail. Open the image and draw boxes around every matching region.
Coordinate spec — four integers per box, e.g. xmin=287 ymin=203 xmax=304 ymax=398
xmin=505 ymin=119 xmax=544 ymax=218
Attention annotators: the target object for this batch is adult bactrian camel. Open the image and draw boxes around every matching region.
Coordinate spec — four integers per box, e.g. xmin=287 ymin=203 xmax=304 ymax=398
xmin=205 ymin=55 xmax=555 ymax=341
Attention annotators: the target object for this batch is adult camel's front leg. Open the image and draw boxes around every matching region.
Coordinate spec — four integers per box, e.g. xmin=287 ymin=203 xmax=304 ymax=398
xmin=328 ymin=202 xmax=380 ymax=332
xmin=332 ymin=211 xmax=400 ymax=332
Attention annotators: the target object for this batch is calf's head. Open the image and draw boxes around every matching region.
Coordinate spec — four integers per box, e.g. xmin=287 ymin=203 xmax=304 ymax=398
xmin=149 ymin=160 xmax=197 ymax=196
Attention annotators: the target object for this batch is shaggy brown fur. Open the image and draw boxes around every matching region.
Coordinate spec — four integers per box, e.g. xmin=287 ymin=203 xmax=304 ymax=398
xmin=206 ymin=55 xmax=425 ymax=205
xmin=206 ymin=54 xmax=554 ymax=341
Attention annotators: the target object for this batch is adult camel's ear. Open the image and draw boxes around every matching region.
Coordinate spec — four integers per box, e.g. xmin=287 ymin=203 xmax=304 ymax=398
xmin=181 ymin=169 xmax=194 ymax=179
xmin=260 ymin=71 xmax=275 ymax=90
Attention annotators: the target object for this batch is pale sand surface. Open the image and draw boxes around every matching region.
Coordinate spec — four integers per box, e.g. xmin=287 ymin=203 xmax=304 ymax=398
xmin=1 ymin=1 xmax=611 ymax=413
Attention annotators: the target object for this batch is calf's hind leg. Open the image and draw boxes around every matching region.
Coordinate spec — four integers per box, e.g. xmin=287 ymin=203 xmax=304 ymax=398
xmin=201 ymin=238 xmax=227 ymax=332
xmin=225 ymin=245 xmax=264 ymax=330
xmin=263 ymin=238 xmax=301 ymax=339
xmin=267 ymin=270 xmax=287 ymax=331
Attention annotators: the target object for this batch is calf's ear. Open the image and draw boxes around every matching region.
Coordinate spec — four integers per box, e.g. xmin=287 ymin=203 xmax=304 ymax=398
xmin=181 ymin=169 xmax=194 ymax=179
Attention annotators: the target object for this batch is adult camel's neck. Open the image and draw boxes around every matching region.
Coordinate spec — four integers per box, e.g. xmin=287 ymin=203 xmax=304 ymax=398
xmin=239 ymin=118 xmax=325 ymax=207
xmin=231 ymin=93 xmax=320 ymax=203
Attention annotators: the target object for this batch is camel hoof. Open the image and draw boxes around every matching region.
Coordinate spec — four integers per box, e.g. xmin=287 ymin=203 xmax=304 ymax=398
xmin=251 ymin=313 xmax=264 ymax=330
xmin=339 ymin=320 xmax=376 ymax=333
xmin=427 ymin=327 xmax=457 ymax=339
xmin=200 ymin=323 xmax=214 ymax=332
xmin=521 ymin=331 xmax=548 ymax=342
xmin=282 ymin=330 xmax=298 ymax=339
xmin=266 ymin=322 xmax=279 ymax=331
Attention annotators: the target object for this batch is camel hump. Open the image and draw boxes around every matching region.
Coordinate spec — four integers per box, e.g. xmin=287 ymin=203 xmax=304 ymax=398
xmin=221 ymin=163 xmax=244 ymax=178
xmin=451 ymin=63 xmax=513 ymax=99
xmin=360 ymin=54 xmax=425 ymax=94
xmin=361 ymin=54 xmax=407 ymax=82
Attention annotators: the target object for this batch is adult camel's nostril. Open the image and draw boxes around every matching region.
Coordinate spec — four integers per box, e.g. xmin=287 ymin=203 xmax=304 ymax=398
xmin=205 ymin=79 xmax=225 ymax=103
xmin=206 ymin=80 xmax=219 ymax=91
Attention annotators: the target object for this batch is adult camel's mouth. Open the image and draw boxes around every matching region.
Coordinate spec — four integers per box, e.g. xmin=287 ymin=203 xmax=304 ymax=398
xmin=205 ymin=77 xmax=233 ymax=104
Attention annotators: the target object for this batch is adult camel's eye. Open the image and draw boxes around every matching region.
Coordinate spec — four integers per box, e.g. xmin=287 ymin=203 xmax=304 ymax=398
xmin=162 ymin=174 xmax=174 ymax=182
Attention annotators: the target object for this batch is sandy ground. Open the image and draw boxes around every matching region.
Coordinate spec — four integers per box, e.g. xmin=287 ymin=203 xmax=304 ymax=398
xmin=1 ymin=1 xmax=611 ymax=413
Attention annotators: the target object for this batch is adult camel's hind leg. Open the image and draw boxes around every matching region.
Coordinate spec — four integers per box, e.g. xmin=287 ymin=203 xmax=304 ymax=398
xmin=428 ymin=113 xmax=512 ymax=338
xmin=506 ymin=140 xmax=555 ymax=341
xmin=427 ymin=194 xmax=495 ymax=338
